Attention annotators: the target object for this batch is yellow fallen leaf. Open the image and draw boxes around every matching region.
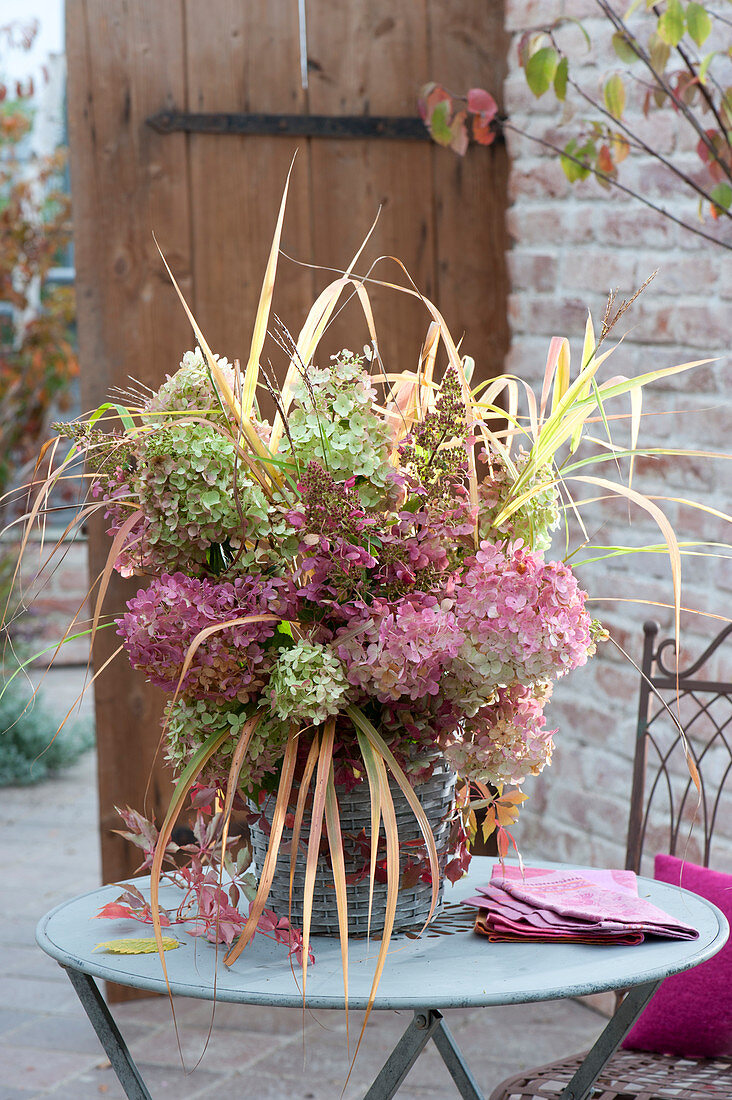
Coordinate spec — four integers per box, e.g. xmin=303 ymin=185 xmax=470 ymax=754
xmin=94 ymin=937 xmax=180 ymax=954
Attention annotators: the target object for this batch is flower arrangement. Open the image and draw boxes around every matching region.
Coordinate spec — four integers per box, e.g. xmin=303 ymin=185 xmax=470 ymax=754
xmin=4 ymin=177 xmax=722 ymax=1028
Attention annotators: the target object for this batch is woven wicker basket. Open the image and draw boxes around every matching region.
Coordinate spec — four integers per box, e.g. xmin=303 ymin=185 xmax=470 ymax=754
xmin=249 ymin=760 xmax=457 ymax=936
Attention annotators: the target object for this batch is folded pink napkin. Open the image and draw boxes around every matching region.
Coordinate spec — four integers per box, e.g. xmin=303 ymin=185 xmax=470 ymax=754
xmin=464 ymin=865 xmax=699 ymax=945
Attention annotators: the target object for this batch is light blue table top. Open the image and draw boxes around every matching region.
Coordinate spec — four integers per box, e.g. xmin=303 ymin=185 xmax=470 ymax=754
xmin=36 ymin=856 xmax=728 ymax=1011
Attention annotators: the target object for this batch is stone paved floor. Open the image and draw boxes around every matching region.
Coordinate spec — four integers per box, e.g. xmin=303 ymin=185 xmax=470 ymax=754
xmin=1 ymin=751 xmax=606 ymax=1099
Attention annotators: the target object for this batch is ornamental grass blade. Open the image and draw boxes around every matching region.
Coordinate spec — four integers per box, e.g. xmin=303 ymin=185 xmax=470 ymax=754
xmin=241 ymin=157 xmax=295 ymax=418
xmin=224 ymin=730 xmax=298 ymax=965
xmin=297 ymin=719 xmax=336 ymax=998
xmin=268 ymin=212 xmax=380 ymax=454
xmin=628 ymin=386 xmax=642 ymax=489
xmin=170 ymin=616 xmax=281 ymax=710
xmin=345 ymin=747 xmax=399 ymax=1088
xmin=290 ymin=734 xmax=321 ymax=915
xmin=570 ymin=312 xmax=596 ymax=453
xmin=90 ymin=510 xmax=143 ymax=646
xmin=354 ymin=728 xmax=382 ymax=941
xmin=540 ymin=336 xmax=569 ymax=424
xmin=570 ymin=475 xmax=682 ymax=641
xmin=347 ymin=705 xmax=439 ymax=925
xmin=153 ymin=236 xmax=277 ymax=477
xmin=217 ymin=712 xmax=262 ymax=906
xmin=550 ymin=337 xmax=571 ymax=418
xmin=324 ymin=768 xmax=349 ymax=1045
xmin=150 ymin=726 xmax=237 ymax=994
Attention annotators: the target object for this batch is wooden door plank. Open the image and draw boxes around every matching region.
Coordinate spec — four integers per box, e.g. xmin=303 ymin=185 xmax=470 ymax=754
xmin=427 ymin=4 xmax=511 ymax=385
xmin=184 ymin=0 xmax=314 ymax=412
xmin=305 ymin=2 xmax=436 ymax=376
xmin=66 ymin=0 xmax=192 ymax=934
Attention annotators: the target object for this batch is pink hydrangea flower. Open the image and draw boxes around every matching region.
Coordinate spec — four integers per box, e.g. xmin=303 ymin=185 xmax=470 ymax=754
xmin=117 ymin=572 xmax=296 ymax=703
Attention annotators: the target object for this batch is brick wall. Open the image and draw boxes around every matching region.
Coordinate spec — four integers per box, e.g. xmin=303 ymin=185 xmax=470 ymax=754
xmin=502 ymin=0 xmax=732 ymax=869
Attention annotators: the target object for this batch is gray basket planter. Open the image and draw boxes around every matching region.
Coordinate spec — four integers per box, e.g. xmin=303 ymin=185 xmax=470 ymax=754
xmin=249 ymin=760 xmax=458 ymax=936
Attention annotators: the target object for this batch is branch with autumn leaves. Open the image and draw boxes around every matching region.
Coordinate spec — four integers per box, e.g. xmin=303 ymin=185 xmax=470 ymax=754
xmin=421 ymin=0 xmax=732 ymax=251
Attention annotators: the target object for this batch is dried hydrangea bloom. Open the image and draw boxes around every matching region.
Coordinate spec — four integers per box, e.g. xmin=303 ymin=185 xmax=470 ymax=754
xmin=268 ymin=640 xmax=351 ymax=727
xmin=145 ymin=347 xmax=235 ymax=420
xmin=164 ymin=697 xmax=289 ymax=795
xmin=442 ymin=681 xmax=556 ymax=787
xmin=118 ymin=571 xmax=295 ymax=703
xmin=478 ymin=446 xmax=560 ymax=553
xmin=443 ymin=540 xmax=596 ymax=713
xmin=282 ymin=351 xmax=399 ymax=508
xmin=335 ymin=594 xmax=464 ymax=703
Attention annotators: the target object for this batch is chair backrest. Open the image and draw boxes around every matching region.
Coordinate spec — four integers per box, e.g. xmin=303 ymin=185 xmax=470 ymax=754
xmin=625 ymin=619 xmax=732 ymax=875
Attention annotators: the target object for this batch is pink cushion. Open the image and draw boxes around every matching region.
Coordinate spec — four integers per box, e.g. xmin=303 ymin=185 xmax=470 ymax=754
xmin=622 ymin=854 xmax=732 ymax=1058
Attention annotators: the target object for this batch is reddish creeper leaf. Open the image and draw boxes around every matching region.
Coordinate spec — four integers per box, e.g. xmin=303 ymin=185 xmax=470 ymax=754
xmin=449 ymin=110 xmax=469 ymax=156
xmin=597 ymin=144 xmax=615 ymax=175
xmin=473 ymin=113 xmax=496 ymax=146
xmin=467 ymin=88 xmax=498 ymax=120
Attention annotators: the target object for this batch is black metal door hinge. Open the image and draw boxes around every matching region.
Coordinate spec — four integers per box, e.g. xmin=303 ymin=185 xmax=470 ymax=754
xmin=146 ymin=111 xmax=432 ymax=140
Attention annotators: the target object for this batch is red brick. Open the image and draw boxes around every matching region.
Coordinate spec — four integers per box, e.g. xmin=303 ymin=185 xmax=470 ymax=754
xmin=598 ymin=207 xmax=676 ymax=248
xmin=505 ymin=0 xmax=561 ymax=32
xmin=510 ymin=160 xmax=570 ymax=201
xmin=507 ymin=250 xmax=559 ymax=292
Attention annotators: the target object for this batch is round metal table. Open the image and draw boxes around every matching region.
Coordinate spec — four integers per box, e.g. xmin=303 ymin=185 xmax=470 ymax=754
xmin=36 ymin=857 xmax=729 ymax=1099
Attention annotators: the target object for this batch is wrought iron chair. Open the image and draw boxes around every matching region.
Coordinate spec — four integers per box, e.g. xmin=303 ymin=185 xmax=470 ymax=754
xmin=489 ymin=619 xmax=732 ymax=1100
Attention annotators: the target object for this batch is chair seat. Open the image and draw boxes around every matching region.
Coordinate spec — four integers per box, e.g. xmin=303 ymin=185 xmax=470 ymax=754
xmin=488 ymin=1047 xmax=732 ymax=1100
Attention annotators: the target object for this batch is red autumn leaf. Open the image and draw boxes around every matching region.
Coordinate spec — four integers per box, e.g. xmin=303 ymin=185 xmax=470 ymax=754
xmin=467 ymin=87 xmax=498 ymax=120
xmin=597 ymin=144 xmax=615 ymax=175
xmin=473 ymin=113 xmax=496 ymax=146
xmin=444 ymin=858 xmax=465 ymax=884
xmin=418 ymin=82 xmax=451 ymax=125
xmin=95 ymin=903 xmax=136 ymax=920
xmin=450 ymin=110 xmax=469 ymax=156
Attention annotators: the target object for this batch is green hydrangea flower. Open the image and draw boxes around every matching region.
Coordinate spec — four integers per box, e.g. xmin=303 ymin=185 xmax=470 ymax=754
xmin=136 ymin=422 xmax=266 ymax=568
xmin=268 ymin=641 xmax=350 ymax=727
xmin=478 ymin=447 xmax=560 ymax=553
xmin=146 ymin=348 xmax=233 ymax=421
xmin=282 ymin=351 xmax=396 ymax=508
xmin=164 ymin=697 xmax=290 ymax=796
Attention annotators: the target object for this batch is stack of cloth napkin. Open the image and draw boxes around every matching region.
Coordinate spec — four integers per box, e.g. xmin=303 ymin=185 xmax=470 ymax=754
xmin=463 ymin=865 xmax=698 ymax=945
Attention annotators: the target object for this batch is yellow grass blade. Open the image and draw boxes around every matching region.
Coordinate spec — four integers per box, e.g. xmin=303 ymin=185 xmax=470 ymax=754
xmin=347 ymin=705 xmax=439 ymax=923
xmin=216 ymin=713 xmax=262 ymax=925
xmin=540 ymin=337 xmax=569 ymax=423
xmin=289 ymin=735 xmax=321 ymax=917
xmin=551 ymin=337 xmax=571 ymax=417
xmin=224 ymin=729 xmax=298 ymax=965
xmin=269 ymin=214 xmax=380 ymax=454
xmin=355 ymin=729 xmax=382 ymax=941
xmin=570 ymin=475 xmax=683 ymax=641
xmin=170 ymin=616 xmax=282 ymax=710
xmin=241 ymin=158 xmax=295 ymax=417
xmin=628 ymin=386 xmax=642 ymax=489
xmin=150 ymin=725 xmax=238 ymax=996
xmin=298 ymin=719 xmax=336 ymax=998
xmin=153 ymin=236 xmax=279 ymax=480
xmin=90 ymin=510 xmax=144 ymax=647
xmin=324 ymin=768 xmax=349 ymax=1046
xmin=344 ymin=748 xmax=399 ymax=1089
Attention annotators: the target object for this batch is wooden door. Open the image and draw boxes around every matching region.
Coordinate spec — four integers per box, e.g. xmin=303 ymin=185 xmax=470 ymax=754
xmin=66 ymin=0 xmax=509 ymax=910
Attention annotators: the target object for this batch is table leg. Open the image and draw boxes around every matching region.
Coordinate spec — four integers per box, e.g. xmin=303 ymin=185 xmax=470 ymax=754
xmin=62 ymin=965 xmax=153 ymax=1100
xmin=432 ymin=1016 xmax=486 ymax=1100
xmin=363 ymin=1009 xmax=486 ymax=1100
xmin=558 ymin=979 xmax=662 ymax=1100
